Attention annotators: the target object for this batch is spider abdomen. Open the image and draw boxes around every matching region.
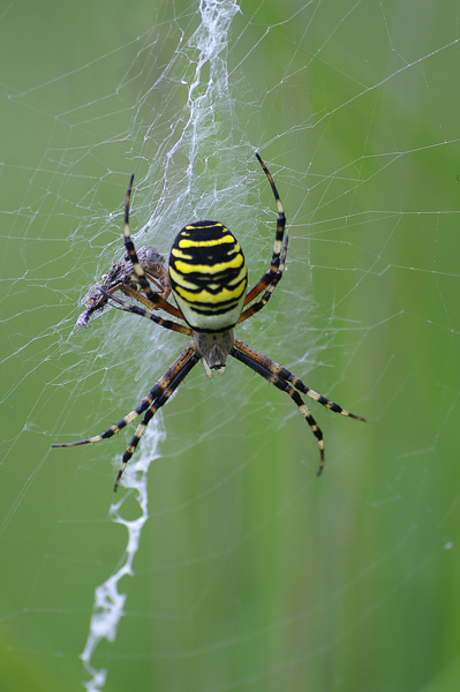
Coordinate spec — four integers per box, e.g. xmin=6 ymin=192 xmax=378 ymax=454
xmin=169 ymin=221 xmax=248 ymax=333
xmin=52 ymin=156 xmax=365 ymax=492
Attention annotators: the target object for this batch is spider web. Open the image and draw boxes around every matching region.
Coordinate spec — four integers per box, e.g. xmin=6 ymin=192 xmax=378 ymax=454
xmin=1 ymin=1 xmax=460 ymax=690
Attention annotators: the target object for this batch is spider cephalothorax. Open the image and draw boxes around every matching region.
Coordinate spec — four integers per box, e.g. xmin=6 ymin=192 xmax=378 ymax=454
xmin=53 ymin=153 xmax=365 ymax=490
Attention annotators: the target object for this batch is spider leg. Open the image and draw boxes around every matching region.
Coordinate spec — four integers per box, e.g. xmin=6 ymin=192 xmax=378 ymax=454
xmin=241 ymin=153 xmax=287 ymax=313
xmin=113 ymin=348 xmax=200 ymax=491
xmin=233 ymin=339 xmax=366 ymax=422
xmin=51 ymin=344 xmax=197 ymax=465
xmin=237 ymin=232 xmax=288 ymax=324
xmin=101 ymin=290 xmax=192 ymax=336
xmin=123 ymin=175 xmax=182 ymax=319
xmin=230 ymin=342 xmax=326 ymax=475
xmin=119 ymin=281 xmax=181 ymax=318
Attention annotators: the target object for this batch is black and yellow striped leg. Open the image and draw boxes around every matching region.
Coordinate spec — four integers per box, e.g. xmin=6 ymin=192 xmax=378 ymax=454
xmin=230 ymin=343 xmax=326 ymax=475
xmin=51 ymin=345 xmax=198 ymax=478
xmin=122 ymin=175 xmax=181 ymax=319
xmin=242 ymin=153 xmax=287 ymax=313
xmin=101 ymin=290 xmax=192 ymax=336
xmin=237 ymin=232 xmax=288 ymax=324
xmin=123 ymin=175 xmax=156 ymax=301
xmin=234 ymin=339 xmax=366 ymax=422
xmin=117 ymin=281 xmax=182 ymax=318
xmin=113 ymin=347 xmax=200 ymax=490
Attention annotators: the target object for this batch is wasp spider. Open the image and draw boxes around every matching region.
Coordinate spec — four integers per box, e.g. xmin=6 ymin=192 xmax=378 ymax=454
xmin=53 ymin=154 xmax=365 ymax=491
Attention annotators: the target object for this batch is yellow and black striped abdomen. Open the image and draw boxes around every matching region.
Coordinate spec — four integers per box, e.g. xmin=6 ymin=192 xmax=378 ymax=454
xmin=168 ymin=221 xmax=248 ymax=333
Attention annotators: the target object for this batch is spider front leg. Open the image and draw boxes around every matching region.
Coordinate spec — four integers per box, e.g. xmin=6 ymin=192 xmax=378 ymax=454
xmin=52 ymin=344 xmax=200 ymax=490
xmin=113 ymin=347 xmax=200 ymax=490
xmin=231 ymin=343 xmax=325 ymax=474
xmin=231 ymin=339 xmax=365 ymax=475
xmin=234 ymin=340 xmax=366 ymax=422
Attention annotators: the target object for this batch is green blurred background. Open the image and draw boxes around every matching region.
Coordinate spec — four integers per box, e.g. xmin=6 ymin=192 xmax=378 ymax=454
xmin=1 ymin=1 xmax=460 ymax=690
